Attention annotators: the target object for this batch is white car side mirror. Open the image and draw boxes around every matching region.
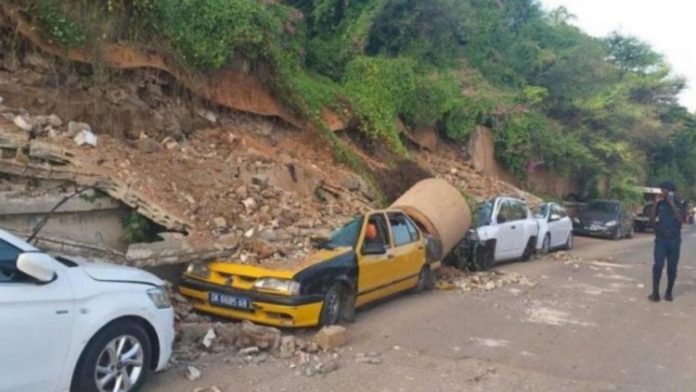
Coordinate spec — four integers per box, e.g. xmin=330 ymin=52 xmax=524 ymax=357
xmin=17 ymin=253 xmax=56 ymax=283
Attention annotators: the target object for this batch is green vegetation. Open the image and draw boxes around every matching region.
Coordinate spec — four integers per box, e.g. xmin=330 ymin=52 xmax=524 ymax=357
xmin=25 ymin=0 xmax=696 ymax=199
xmin=121 ymin=212 xmax=159 ymax=244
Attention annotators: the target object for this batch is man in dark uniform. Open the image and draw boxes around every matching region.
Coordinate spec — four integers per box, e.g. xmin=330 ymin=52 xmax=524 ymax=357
xmin=649 ymin=181 xmax=685 ymax=302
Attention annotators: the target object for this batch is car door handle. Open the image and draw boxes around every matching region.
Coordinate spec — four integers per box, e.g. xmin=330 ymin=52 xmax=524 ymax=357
xmin=511 ymin=225 xmax=516 ymax=229
xmin=387 ymin=254 xmax=395 ymax=260
xmin=55 ymin=310 xmax=69 ymax=315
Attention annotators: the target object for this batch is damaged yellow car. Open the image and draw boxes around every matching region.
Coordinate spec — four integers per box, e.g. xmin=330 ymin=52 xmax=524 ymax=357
xmin=179 ymin=209 xmax=437 ymax=327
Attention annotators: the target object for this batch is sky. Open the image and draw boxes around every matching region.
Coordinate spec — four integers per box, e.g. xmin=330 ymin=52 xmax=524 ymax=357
xmin=540 ymin=0 xmax=696 ymax=112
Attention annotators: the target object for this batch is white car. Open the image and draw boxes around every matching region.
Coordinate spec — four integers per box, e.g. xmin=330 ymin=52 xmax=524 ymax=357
xmin=0 ymin=229 xmax=174 ymax=392
xmin=470 ymin=197 xmax=539 ymax=269
xmin=534 ymin=202 xmax=573 ymax=253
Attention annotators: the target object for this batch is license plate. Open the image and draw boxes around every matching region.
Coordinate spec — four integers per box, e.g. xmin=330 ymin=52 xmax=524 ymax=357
xmin=208 ymin=292 xmax=252 ymax=311
xmin=590 ymin=224 xmax=602 ymax=231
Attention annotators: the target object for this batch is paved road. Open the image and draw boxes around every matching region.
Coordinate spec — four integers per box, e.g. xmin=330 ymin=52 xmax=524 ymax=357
xmin=148 ymin=227 xmax=696 ymax=392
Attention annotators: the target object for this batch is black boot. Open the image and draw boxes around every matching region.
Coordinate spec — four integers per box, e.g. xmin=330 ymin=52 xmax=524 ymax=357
xmin=649 ymin=275 xmax=661 ymax=302
xmin=665 ymin=280 xmax=675 ymax=302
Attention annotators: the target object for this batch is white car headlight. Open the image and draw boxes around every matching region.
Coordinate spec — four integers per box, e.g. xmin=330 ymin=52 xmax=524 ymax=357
xmin=186 ymin=263 xmax=210 ymax=279
xmin=254 ymin=278 xmax=301 ymax=296
xmin=606 ymin=220 xmax=619 ymax=227
xmin=147 ymin=287 xmax=172 ymax=309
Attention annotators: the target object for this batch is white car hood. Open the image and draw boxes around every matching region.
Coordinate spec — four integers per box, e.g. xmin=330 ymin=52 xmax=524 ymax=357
xmin=66 ymin=257 xmax=163 ymax=286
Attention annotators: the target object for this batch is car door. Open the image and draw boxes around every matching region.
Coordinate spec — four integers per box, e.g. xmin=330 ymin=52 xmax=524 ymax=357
xmin=356 ymin=213 xmax=396 ymax=305
xmin=387 ymin=212 xmax=425 ymax=282
xmin=509 ymin=200 xmax=530 ymax=257
xmin=494 ymin=199 xmax=519 ymax=260
xmin=555 ymin=205 xmax=572 ymax=247
xmin=0 ymin=240 xmax=75 ymax=392
xmin=548 ymin=204 xmax=565 ymax=247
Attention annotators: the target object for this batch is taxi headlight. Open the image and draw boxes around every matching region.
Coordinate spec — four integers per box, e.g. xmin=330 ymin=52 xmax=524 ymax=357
xmin=254 ymin=278 xmax=301 ymax=295
xmin=186 ymin=263 xmax=210 ymax=279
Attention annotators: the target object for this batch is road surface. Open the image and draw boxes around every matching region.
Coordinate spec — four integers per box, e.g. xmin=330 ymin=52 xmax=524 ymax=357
xmin=148 ymin=227 xmax=696 ymax=392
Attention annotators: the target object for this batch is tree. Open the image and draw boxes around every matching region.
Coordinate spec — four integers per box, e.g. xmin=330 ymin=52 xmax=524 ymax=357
xmin=605 ymin=32 xmax=663 ymax=74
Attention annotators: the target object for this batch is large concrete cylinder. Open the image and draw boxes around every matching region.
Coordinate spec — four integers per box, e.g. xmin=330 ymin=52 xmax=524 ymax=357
xmin=391 ymin=178 xmax=471 ymax=257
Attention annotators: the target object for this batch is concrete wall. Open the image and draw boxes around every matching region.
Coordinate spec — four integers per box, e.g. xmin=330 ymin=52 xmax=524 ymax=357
xmin=0 ymin=193 xmax=130 ymax=252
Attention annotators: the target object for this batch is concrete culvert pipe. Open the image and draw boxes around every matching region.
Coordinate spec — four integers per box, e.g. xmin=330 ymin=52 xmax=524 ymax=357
xmin=391 ymin=178 xmax=472 ymax=259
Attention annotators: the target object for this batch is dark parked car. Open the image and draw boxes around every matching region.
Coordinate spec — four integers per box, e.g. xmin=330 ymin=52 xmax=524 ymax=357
xmin=573 ymin=200 xmax=634 ymax=240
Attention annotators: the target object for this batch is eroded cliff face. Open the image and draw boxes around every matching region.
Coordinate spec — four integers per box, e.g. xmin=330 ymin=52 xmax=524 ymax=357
xmin=468 ymin=127 xmax=579 ymax=198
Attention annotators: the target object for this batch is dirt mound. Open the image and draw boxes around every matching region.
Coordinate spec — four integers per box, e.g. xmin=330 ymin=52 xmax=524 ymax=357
xmin=373 ymin=159 xmax=433 ymax=203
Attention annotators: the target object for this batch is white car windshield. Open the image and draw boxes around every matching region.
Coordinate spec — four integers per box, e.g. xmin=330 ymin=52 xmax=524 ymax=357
xmin=535 ymin=204 xmax=549 ymax=219
xmin=475 ymin=200 xmax=495 ymax=228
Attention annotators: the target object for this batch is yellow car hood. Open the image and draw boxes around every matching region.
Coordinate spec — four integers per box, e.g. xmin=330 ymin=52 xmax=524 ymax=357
xmin=208 ymin=247 xmax=353 ymax=280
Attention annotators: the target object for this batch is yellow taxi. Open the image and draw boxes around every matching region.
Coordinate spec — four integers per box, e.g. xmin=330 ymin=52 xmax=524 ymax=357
xmin=179 ymin=209 xmax=434 ymax=327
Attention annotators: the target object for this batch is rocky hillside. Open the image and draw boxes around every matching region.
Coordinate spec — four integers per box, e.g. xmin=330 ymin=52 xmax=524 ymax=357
xmin=0 ymin=43 xmax=538 ymax=266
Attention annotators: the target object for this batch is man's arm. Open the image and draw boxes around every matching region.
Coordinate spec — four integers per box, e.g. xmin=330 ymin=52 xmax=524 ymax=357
xmin=666 ymin=196 xmax=684 ymax=223
xmin=650 ymin=198 xmax=659 ymax=225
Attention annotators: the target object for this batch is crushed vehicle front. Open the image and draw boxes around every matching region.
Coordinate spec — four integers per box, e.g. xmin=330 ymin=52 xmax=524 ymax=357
xmin=179 ymin=217 xmax=362 ymax=328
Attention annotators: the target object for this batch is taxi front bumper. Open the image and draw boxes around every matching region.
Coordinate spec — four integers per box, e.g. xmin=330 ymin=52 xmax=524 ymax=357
xmin=178 ymin=277 xmax=324 ymax=328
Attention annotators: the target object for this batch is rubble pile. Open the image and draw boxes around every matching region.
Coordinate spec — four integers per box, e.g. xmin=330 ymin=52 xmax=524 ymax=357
xmin=1 ymin=94 xmax=373 ymax=267
xmin=435 ymin=266 xmax=537 ymax=291
xmin=419 ymin=148 xmax=542 ymax=206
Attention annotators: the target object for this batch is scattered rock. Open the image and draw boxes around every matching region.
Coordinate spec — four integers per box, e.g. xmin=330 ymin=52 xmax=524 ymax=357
xmin=197 ymin=109 xmax=218 ymax=123
xmin=249 ymin=238 xmax=275 ymax=259
xmin=242 ymin=197 xmax=258 ymax=211
xmin=216 ymin=323 xmax=241 ymax=346
xmin=73 ymin=129 xmax=98 ymax=147
xmin=318 ymin=358 xmax=340 ymax=374
xmin=67 ymin=121 xmax=91 ymax=137
xmin=13 ymin=115 xmax=33 ymax=131
xmin=280 ymin=336 xmax=296 ymax=359
xmin=185 ymin=365 xmax=202 ymax=381
xmin=202 ymin=328 xmax=216 ymax=349
xmin=136 ymin=137 xmax=162 ymax=154
xmin=342 ymin=176 xmax=362 ymax=191
xmin=250 ymin=352 xmax=269 ymax=365
xmin=47 ymin=114 xmax=62 ymax=127
xmin=239 ymin=346 xmax=261 ymax=356
xmin=161 ymin=136 xmax=179 ymax=150
xmin=179 ymin=323 xmax=213 ymax=347
xmin=251 ymin=174 xmax=270 ymax=188
xmin=240 ymin=320 xmax=281 ymax=351
xmin=315 ymin=326 xmax=347 ymax=351
xmin=355 ymin=352 xmax=382 ymax=364
xmin=213 ymin=217 xmax=228 ymax=229
xmin=305 ymin=341 xmax=320 ymax=354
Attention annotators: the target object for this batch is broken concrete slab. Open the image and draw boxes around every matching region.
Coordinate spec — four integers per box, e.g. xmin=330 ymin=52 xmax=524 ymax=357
xmin=315 ymin=326 xmax=347 ymax=351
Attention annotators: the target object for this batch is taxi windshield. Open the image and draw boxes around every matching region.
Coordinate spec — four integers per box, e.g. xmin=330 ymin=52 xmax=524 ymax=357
xmin=325 ymin=217 xmax=363 ymax=249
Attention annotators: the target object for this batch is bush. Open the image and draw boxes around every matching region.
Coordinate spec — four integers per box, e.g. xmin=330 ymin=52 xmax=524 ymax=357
xmin=155 ymin=0 xmax=280 ymax=69
xmin=343 ymin=56 xmax=417 ymax=153
xmin=31 ymin=0 xmax=87 ymax=47
xmin=401 ymin=73 xmax=460 ymax=130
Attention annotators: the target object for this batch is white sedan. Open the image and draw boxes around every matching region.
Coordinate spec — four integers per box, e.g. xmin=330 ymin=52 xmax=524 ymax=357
xmin=535 ymin=202 xmax=573 ymax=253
xmin=0 ymin=229 xmax=174 ymax=392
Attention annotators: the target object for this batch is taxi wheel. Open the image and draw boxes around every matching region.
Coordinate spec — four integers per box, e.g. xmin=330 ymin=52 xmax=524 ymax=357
xmin=319 ymin=284 xmax=343 ymax=326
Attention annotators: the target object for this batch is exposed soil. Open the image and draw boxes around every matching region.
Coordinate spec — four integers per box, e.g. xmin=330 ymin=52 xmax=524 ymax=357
xmin=0 ymin=36 xmax=540 ymax=269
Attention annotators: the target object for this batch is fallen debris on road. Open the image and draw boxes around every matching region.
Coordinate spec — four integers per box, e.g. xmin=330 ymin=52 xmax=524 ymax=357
xmin=436 ymin=266 xmax=537 ymax=291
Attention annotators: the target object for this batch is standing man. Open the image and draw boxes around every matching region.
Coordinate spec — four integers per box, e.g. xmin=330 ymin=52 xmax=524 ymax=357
xmin=649 ymin=181 xmax=686 ymax=302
